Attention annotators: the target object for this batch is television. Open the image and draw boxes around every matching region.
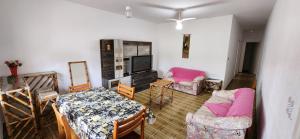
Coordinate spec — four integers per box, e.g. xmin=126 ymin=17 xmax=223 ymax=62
xmin=131 ymin=55 xmax=152 ymax=73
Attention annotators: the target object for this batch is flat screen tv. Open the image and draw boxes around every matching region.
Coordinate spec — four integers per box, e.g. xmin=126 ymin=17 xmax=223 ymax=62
xmin=131 ymin=55 xmax=152 ymax=73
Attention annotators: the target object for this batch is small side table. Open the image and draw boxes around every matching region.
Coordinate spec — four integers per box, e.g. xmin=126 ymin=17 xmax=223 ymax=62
xmin=204 ymin=78 xmax=222 ymax=92
xmin=149 ymin=80 xmax=174 ymax=109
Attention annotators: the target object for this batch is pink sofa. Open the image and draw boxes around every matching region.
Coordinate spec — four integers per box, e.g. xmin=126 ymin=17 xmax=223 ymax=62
xmin=186 ymin=88 xmax=255 ymax=139
xmin=164 ymin=67 xmax=206 ymax=95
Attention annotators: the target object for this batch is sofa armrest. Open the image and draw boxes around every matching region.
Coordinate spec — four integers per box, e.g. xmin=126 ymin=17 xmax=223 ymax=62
xmin=164 ymin=71 xmax=173 ymax=78
xmin=186 ymin=112 xmax=252 ymax=130
xmin=192 ymin=76 xmax=205 ymax=83
xmin=212 ymin=89 xmax=238 ymax=100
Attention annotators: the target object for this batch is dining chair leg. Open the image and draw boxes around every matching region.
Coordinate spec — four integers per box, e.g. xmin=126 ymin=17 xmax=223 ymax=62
xmin=141 ymin=118 xmax=145 ymax=139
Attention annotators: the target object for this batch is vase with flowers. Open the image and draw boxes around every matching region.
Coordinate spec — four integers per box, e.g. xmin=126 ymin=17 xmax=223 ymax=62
xmin=5 ymin=60 xmax=22 ymax=77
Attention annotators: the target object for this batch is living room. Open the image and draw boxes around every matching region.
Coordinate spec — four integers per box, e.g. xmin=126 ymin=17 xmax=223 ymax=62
xmin=0 ymin=0 xmax=299 ymax=139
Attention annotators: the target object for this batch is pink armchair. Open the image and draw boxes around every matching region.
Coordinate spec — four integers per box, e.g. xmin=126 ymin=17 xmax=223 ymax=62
xmin=186 ymin=88 xmax=255 ymax=139
xmin=164 ymin=67 xmax=206 ymax=95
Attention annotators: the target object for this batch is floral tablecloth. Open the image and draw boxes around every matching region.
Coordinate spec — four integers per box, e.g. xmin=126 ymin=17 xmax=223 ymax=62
xmin=56 ymin=88 xmax=144 ymax=139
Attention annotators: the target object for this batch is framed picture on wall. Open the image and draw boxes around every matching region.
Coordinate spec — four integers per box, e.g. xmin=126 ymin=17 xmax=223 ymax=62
xmin=182 ymin=34 xmax=191 ymax=58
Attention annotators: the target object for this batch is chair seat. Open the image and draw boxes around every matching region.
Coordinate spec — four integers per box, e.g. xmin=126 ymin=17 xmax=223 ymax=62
xmin=38 ymin=91 xmax=58 ymax=101
xmin=119 ymin=131 xmax=140 ymax=139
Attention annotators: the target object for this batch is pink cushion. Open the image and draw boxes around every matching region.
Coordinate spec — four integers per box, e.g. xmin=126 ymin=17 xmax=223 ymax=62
xmin=170 ymin=67 xmax=205 ymax=82
xmin=234 ymin=88 xmax=254 ymax=99
xmin=226 ymin=88 xmax=254 ymax=117
xmin=204 ymin=102 xmax=232 ymax=117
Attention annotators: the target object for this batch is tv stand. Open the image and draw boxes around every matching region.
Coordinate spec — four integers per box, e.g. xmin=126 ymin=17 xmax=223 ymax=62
xmin=132 ymin=70 xmax=157 ymax=92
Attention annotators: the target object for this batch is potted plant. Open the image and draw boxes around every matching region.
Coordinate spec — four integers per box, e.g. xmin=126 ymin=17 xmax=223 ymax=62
xmin=5 ymin=60 xmax=22 ymax=77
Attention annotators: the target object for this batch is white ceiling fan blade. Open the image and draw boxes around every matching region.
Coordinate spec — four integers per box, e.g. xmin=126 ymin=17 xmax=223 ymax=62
xmin=181 ymin=18 xmax=196 ymax=21
xmin=167 ymin=19 xmax=179 ymax=22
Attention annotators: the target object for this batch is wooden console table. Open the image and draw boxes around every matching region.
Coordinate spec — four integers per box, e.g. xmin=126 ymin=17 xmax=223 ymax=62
xmin=149 ymin=80 xmax=174 ymax=109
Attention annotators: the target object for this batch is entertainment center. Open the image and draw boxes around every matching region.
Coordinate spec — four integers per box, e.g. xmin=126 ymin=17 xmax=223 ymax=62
xmin=100 ymin=39 xmax=157 ymax=92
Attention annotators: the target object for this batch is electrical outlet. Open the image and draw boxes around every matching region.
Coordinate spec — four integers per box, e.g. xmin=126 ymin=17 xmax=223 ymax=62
xmin=286 ymin=96 xmax=295 ymax=120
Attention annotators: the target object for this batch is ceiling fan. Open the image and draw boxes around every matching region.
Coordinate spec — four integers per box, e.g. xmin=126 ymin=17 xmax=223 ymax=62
xmin=167 ymin=10 xmax=196 ymax=30
xmin=139 ymin=0 xmax=226 ymax=30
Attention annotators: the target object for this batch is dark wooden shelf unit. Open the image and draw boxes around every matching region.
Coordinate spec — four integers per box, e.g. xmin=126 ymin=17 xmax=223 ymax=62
xmin=100 ymin=39 xmax=157 ymax=91
xmin=100 ymin=39 xmax=115 ymax=88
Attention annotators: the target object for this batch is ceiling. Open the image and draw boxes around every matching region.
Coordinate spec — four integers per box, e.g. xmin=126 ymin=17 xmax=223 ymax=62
xmin=67 ymin=0 xmax=276 ymax=30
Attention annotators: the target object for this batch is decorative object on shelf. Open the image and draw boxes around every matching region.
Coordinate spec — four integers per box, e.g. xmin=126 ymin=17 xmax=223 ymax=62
xmin=182 ymin=34 xmax=191 ymax=58
xmin=5 ymin=60 xmax=22 ymax=77
xmin=146 ymin=107 xmax=156 ymax=124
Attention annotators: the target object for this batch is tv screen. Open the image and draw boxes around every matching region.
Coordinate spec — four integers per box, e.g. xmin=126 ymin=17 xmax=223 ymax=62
xmin=132 ymin=55 xmax=152 ymax=73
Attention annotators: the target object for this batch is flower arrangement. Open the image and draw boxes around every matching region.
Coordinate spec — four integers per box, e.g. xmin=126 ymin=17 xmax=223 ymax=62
xmin=5 ymin=60 xmax=22 ymax=67
xmin=5 ymin=60 xmax=22 ymax=77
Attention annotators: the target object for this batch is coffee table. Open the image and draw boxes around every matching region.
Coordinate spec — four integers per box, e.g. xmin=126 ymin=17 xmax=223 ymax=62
xmin=149 ymin=79 xmax=174 ymax=109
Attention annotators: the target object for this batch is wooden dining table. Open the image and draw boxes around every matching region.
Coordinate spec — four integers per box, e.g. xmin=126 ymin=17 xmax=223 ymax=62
xmin=56 ymin=87 xmax=144 ymax=139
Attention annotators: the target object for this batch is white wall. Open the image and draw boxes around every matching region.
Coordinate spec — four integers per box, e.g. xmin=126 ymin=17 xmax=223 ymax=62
xmin=0 ymin=0 xmax=158 ymax=91
xmin=156 ymin=15 xmax=233 ymax=83
xmin=223 ymin=16 xmax=243 ymax=88
xmin=257 ymin=0 xmax=300 ymax=138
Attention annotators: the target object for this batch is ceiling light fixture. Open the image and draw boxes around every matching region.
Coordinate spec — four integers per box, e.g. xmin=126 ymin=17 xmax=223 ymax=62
xmin=125 ymin=6 xmax=132 ymax=18
xmin=176 ymin=21 xmax=183 ymax=30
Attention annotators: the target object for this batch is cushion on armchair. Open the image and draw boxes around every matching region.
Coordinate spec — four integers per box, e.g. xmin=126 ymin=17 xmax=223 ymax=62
xmin=170 ymin=67 xmax=205 ymax=82
xmin=226 ymin=88 xmax=254 ymax=117
xmin=204 ymin=102 xmax=232 ymax=117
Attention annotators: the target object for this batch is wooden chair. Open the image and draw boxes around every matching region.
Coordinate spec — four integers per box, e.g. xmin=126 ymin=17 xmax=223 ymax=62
xmin=113 ymin=108 xmax=146 ymax=139
xmin=117 ymin=84 xmax=135 ymax=100
xmin=52 ymin=103 xmax=79 ymax=139
xmin=68 ymin=61 xmax=92 ymax=93
xmin=69 ymin=83 xmax=91 ymax=93
xmin=22 ymin=71 xmax=59 ymax=128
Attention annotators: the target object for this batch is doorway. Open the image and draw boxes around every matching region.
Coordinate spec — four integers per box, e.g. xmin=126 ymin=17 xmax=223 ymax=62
xmin=242 ymin=42 xmax=259 ymax=74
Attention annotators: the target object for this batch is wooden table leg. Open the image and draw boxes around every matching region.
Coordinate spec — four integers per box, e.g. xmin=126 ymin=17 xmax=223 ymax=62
xmin=160 ymin=87 xmax=163 ymax=110
xmin=171 ymin=89 xmax=174 ymax=103
xmin=149 ymin=85 xmax=153 ymax=107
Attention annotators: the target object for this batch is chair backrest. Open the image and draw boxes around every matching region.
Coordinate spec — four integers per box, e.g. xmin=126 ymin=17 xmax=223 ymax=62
xmin=69 ymin=83 xmax=91 ymax=93
xmin=117 ymin=84 xmax=135 ymax=100
xmin=52 ymin=103 xmax=79 ymax=139
xmin=22 ymin=71 xmax=59 ymax=93
xmin=113 ymin=108 xmax=145 ymax=139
